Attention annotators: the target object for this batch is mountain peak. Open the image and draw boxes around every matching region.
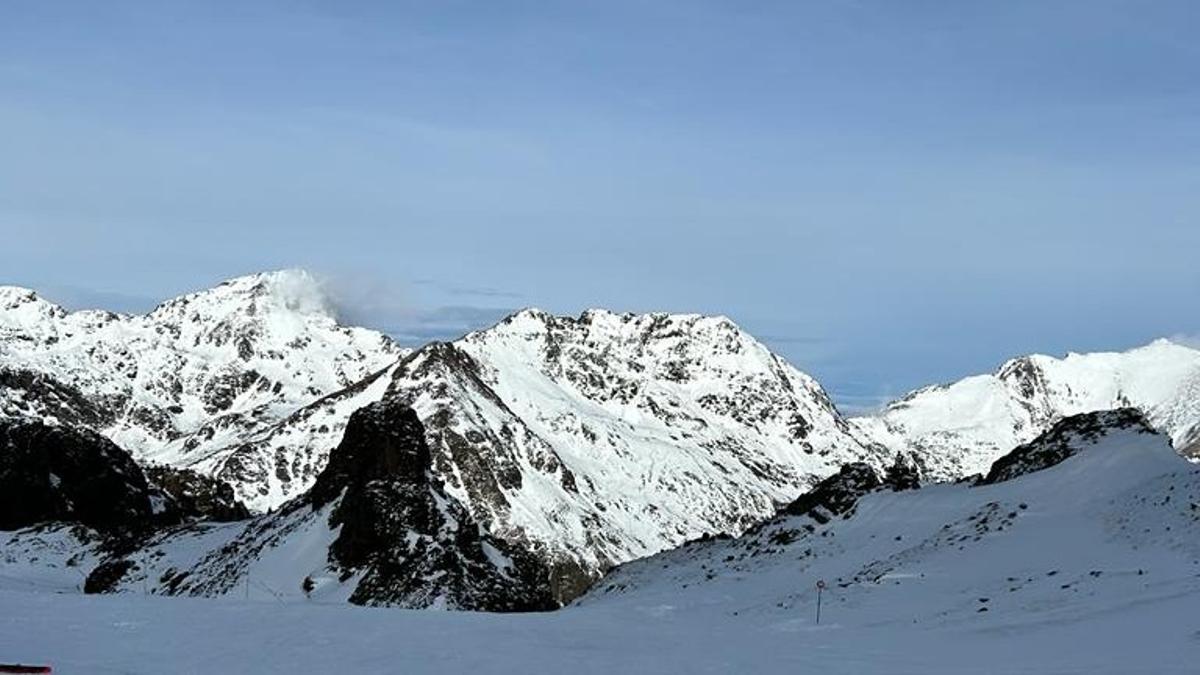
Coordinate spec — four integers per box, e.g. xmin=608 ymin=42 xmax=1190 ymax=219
xmin=0 ymin=285 xmax=67 ymax=324
xmin=150 ymin=269 xmax=336 ymax=321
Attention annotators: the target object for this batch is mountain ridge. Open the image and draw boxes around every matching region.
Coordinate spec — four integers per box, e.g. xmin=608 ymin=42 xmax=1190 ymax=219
xmin=852 ymin=338 xmax=1200 ymax=479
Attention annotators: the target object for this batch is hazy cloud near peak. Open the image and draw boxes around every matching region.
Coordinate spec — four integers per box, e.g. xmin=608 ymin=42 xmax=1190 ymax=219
xmin=316 ymin=272 xmax=517 ymax=346
xmin=410 ymin=279 xmax=526 ymax=300
xmin=1167 ymin=334 xmax=1200 ymax=350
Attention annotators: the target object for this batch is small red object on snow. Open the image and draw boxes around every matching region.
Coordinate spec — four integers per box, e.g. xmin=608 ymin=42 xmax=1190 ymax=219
xmin=0 ymin=666 xmax=52 ymax=673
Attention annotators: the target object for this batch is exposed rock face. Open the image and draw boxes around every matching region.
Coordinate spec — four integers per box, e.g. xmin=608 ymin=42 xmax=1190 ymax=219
xmin=82 ymin=399 xmax=558 ymax=610
xmin=884 ymin=452 xmax=923 ymax=491
xmin=979 ymin=408 xmax=1155 ymax=485
xmin=0 ymin=418 xmax=159 ymax=534
xmin=0 ymin=418 xmax=251 ymax=539
xmin=310 ymin=399 xmax=556 ymax=610
xmin=781 ymin=463 xmax=884 ymax=523
xmin=144 ymin=466 xmax=251 ymax=522
xmin=0 ymin=368 xmax=116 ymax=430
xmin=852 ymin=339 xmax=1200 ymax=480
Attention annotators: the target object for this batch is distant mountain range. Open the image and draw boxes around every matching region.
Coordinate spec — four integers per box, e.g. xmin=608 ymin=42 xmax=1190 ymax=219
xmin=2 ymin=270 xmax=1198 ymax=608
xmin=851 ymin=339 xmax=1200 ymax=478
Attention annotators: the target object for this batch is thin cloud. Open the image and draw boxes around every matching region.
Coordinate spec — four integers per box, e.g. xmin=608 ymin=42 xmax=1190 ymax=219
xmin=1167 ymin=334 xmax=1200 ymax=350
xmin=411 ymin=278 xmax=525 ymax=300
xmin=317 ymin=272 xmax=516 ymax=346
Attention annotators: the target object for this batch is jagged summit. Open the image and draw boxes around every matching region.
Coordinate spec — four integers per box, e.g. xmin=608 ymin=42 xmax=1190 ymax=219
xmin=188 ymin=297 xmax=883 ymax=590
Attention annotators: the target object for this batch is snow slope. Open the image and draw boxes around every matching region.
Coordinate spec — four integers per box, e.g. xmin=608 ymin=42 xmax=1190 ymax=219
xmin=852 ymin=339 xmax=1200 ymax=479
xmin=1 ymin=581 xmax=1196 ymax=675
xmin=0 ymin=270 xmax=404 ymax=509
xmin=1 ymin=411 xmax=1198 ymax=673
xmin=582 ymin=410 xmax=1200 ymax=654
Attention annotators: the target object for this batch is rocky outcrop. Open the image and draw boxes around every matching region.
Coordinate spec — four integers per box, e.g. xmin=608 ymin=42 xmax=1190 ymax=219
xmin=307 ymin=398 xmax=556 ymax=610
xmin=884 ymin=452 xmax=923 ymax=491
xmin=144 ymin=466 xmax=251 ymax=522
xmin=781 ymin=463 xmax=883 ymax=523
xmin=0 ymin=417 xmax=250 ymax=542
xmin=979 ymin=408 xmax=1156 ymax=485
xmin=0 ymin=418 xmax=161 ymax=534
xmin=83 ymin=399 xmax=559 ymax=610
xmin=0 ymin=368 xmax=117 ymax=430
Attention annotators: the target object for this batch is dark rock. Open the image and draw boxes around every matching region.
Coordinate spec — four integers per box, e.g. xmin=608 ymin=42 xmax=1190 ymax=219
xmin=979 ymin=408 xmax=1156 ymax=485
xmin=884 ymin=452 xmax=922 ymax=491
xmin=0 ymin=418 xmax=157 ymax=534
xmin=0 ymin=368 xmax=116 ymax=429
xmin=83 ymin=559 xmax=137 ymax=594
xmin=782 ymin=463 xmax=882 ymax=520
xmin=144 ymin=466 xmax=251 ymax=522
xmin=308 ymin=398 xmax=559 ymax=611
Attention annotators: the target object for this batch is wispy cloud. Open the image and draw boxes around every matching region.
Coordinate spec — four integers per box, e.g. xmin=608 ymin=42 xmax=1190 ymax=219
xmin=318 ymin=272 xmax=517 ymax=346
xmin=1167 ymin=334 xmax=1200 ymax=350
xmin=387 ymin=305 xmax=518 ymax=345
xmin=830 ymin=392 xmax=896 ymax=417
xmin=411 ymin=278 xmax=525 ymax=300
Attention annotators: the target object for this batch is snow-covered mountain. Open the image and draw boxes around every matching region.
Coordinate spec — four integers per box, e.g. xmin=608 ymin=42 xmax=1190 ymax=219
xmin=0 ymin=270 xmax=404 ymax=508
xmin=852 ymin=339 xmax=1200 ymax=479
xmin=13 ymin=270 xmax=1200 ymax=610
xmin=581 ymin=409 xmax=1200 ymax=643
xmin=6 ymin=406 xmax=1200 ymax=672
xmin=1 ymin=272 xmax=892 ymax=600
xmin=326 ymin=309 xmax=885 ymax=593
xmin=58 ymin=309 xmax=890 ymax=604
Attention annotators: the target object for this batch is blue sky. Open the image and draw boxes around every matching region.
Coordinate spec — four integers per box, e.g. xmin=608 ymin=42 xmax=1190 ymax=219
xmin=2 ymin=1 xmax=1198 ymax=411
